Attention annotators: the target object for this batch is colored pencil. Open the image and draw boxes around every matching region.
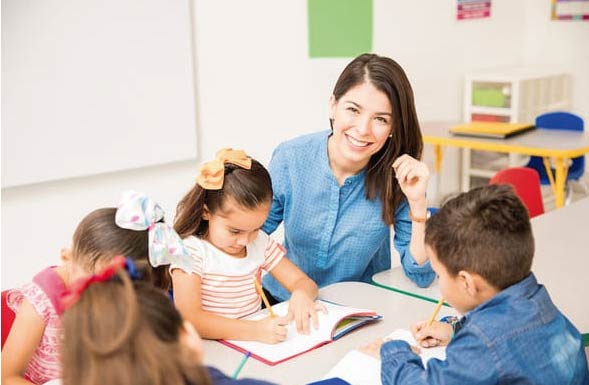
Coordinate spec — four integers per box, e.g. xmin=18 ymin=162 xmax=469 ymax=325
xmin=426 ymin=297 xmax=445 ymax=327
xmin=253 ymin=277 xmax=275 ymax=317
xmin=231 ymin=351 xmax=251 ymax=379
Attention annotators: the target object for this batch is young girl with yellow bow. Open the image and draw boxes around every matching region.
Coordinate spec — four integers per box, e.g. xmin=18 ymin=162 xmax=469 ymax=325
xmin=172 ymin=149 xmax=321 ymax=344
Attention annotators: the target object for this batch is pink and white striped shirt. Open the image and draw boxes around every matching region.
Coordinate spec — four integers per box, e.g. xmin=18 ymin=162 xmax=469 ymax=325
xmin=7 ymin=267 xmax=67 ymax=385
xmin=175 ymin=231 xmax=284 ymax=319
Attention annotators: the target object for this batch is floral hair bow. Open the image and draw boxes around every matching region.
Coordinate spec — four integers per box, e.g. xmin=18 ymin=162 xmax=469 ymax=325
xmin=197 ymin=148 xmax=252 ymax=190
xmin=115 ymin=191 xmax=192 ymax=273
xmin=61 ymin=256 xmax=136 ymax=309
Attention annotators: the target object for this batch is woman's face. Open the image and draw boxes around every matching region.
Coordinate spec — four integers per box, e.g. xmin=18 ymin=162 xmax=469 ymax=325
xmin=329 ymin=81 xmax=393 ymax=168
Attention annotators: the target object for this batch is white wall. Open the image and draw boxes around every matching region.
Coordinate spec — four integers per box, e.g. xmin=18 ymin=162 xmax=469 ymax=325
xmin=1 ymin=161 xmax=198 ymax=289
xmin=522 ymin=0 xmax=589 ymax=122
xmin=2 ymin=0 xmax=588 ymax=289
xmin=192 ymin=0 xmax=527 ymax=201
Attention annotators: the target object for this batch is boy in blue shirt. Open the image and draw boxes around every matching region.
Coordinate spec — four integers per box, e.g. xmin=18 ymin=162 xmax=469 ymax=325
xmin=362 ymin=184 xmax=588 ymax=384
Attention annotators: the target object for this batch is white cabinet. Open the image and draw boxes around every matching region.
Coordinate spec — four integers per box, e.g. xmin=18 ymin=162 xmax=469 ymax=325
xmin=461 ymin=68 xmax=571 ymax=191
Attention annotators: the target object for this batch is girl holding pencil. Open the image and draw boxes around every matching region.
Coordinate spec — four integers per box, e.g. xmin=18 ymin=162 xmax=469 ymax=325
xmin=171 ymin=149 xmax=321 ymax=344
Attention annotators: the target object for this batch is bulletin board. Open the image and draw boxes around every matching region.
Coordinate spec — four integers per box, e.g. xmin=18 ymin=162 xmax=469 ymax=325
xmin=1 ymin=0 xmax=198 ymax=187
xmin=552 ymin=0 xmax=589 ymax=20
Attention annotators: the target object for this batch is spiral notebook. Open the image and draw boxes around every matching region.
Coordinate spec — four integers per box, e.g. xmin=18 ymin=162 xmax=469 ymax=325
xmin=219 ymin=300 xmax=382 ymax=366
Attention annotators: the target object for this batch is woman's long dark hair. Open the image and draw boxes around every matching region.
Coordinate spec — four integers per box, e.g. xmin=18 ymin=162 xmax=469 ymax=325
xmin=331 ymin=53 xmax=423 ymax=225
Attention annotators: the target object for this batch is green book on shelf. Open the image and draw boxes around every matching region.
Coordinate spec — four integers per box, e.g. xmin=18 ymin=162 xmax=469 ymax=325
xmin=450 ymin=122 xmax=535 ymax=139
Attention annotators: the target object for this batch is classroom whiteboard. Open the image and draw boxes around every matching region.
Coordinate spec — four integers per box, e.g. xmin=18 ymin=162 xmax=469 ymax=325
xmin=1 ymin=0 xmax=197 ymax=187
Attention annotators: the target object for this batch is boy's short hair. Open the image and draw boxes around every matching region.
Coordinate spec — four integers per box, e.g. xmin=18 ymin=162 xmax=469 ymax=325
xmin=425 ymin=184 xmax=534 ymax=290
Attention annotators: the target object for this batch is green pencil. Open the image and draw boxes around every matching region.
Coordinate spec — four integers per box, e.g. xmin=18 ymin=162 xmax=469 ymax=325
xmin=231 ymin=351 xmax=251 ymax=379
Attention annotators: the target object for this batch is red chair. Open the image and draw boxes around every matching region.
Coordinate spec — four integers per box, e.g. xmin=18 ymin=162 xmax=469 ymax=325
xmin=489 ymin=167 xmax=545 ymax=218
xmin=2 ymin=290 xmax=16 ymax=349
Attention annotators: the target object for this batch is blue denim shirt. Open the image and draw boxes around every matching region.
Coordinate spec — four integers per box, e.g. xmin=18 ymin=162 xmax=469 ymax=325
xmin=262 ymin=131 xmax=435 ymax=301
xmin=380 ymin=273 xmax=589 ymax=385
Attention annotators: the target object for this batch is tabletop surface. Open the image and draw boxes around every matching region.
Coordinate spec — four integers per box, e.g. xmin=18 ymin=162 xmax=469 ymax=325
xmin=373 ymin=198 xmax=589 ymax=335
xmin=203 ymin=282 xmax=457 ymax=385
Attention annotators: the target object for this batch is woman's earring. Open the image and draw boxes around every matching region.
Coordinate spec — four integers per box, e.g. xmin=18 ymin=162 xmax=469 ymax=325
xmin=388 ymin=134 xmax=393 ymax=138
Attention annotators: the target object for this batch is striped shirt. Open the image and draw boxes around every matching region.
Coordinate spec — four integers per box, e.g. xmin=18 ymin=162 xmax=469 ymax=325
xmin=180 ymin=231 xmax=284 ymax=319
xmin=7 ymin=268 xmax=66 ymax=385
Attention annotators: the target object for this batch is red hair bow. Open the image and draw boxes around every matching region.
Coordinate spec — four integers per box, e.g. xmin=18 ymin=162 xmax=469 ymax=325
xmin=61 ymin=256 xmax=126 ymax=310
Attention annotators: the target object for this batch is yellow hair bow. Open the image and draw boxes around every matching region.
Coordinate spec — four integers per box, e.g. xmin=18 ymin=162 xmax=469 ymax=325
xmin=196 ymin=148 xmax=252 ymax=190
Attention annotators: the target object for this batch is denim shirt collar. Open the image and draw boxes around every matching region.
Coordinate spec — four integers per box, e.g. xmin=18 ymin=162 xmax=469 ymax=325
xmin=320 ymin=129 xmax=366 ymax=186
xmin=465 ymin=272 xmax=539 ymax=319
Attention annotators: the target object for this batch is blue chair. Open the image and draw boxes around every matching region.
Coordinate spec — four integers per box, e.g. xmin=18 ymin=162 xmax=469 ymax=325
xmin=524 ymin=112 xmax=585 ymax=204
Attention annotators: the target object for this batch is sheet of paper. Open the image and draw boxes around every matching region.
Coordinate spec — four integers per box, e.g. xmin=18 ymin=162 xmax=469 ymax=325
xmin=322 ymin=350 xmax=381 ymax=385
xmin=386 ymin=329 xmax=446 ymax=365
xmin=321 ymin=329 xmax=447 ymax=385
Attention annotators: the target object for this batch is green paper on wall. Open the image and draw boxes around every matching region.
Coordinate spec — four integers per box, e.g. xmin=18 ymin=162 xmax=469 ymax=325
xmin=308 ymin=0 xmax=373 ymax=58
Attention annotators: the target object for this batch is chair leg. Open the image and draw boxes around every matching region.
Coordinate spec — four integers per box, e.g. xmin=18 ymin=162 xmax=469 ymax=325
xmin=565 ymin=183 xmax=573 ymax=206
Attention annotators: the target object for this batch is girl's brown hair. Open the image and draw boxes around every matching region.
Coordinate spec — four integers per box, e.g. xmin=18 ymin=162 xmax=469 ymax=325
xmin=72 ymin=208 xmax=170 ymax=289
xmin=174 ymin=159 xmax=272 ymax=238
xmin=61 ymin=270 xmax=211 ymax=385
xmin=331 ymin=53 xmax=423 ymax=225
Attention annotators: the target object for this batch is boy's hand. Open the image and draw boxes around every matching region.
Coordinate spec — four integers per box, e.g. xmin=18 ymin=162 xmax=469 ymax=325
xmin=256 ymin=316 xmax=289 ymax=344
xmin=359 ymin=338 xmax=384 ymax=359
xmin=287 ymin=291 xmax=326 ymax=335
xmin=411 ymin=320 xmax=453 ymax=347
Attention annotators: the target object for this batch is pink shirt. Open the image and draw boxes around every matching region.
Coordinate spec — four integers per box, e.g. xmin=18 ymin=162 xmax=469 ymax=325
xmin=7 ymin=267 xmax=67 ymax=385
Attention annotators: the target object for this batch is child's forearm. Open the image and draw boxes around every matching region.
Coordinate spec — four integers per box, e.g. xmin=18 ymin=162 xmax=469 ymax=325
xmin=290 ymin=277 xmax=318 ymax=300
xmin=181 ymin=307 xmax=262 ymax=341
xmin=1 ymin=301 xmax=45 ymax=385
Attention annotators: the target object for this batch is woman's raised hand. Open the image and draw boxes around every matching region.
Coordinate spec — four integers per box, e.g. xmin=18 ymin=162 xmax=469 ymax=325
xmin=392 ymin=154 xmax=430 ymax=204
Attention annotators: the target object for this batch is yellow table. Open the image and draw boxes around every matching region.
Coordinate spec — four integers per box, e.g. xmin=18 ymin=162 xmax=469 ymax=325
xmin=421 ymin=121 xmax=589 ymax=208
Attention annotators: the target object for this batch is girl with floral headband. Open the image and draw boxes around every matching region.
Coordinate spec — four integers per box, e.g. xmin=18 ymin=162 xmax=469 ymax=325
xmin=2 ymin=192 xmax=191 ymax=385
xmin=172 ymin=148 xmax=321 ymax=344
xmin=61 ymin=257 xmax=277 ymax=385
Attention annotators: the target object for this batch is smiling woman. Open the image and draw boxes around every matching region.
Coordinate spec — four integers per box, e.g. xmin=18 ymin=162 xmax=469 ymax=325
xmin=261 ymin=53 xmax=436 ymax=302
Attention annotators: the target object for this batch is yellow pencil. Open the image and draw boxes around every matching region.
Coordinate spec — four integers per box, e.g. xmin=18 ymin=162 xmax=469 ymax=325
xmin=426 ymin=297 xmax=445 ymax=327
xmin=253 ymin=277 xmax=275 ymax=317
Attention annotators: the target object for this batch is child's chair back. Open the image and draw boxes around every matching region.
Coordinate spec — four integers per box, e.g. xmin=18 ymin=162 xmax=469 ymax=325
xmin=489 ymin=167 xmax=545 ymax=218
xmin=525 ymin=111 xmax=585 ymax=184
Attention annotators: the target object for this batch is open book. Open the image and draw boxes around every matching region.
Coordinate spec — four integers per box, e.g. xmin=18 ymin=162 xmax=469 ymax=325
xmin=219 ymin=300 xmax=382 ymax=366
xmin=322 ymin=329 xmax=446 ymax=385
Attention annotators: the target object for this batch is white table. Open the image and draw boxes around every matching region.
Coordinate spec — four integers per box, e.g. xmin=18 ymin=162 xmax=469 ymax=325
xmin=203 ymin=282 xmax=458 ymax=385
xmin=373 ymin=198 xmax=589 ymax=340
